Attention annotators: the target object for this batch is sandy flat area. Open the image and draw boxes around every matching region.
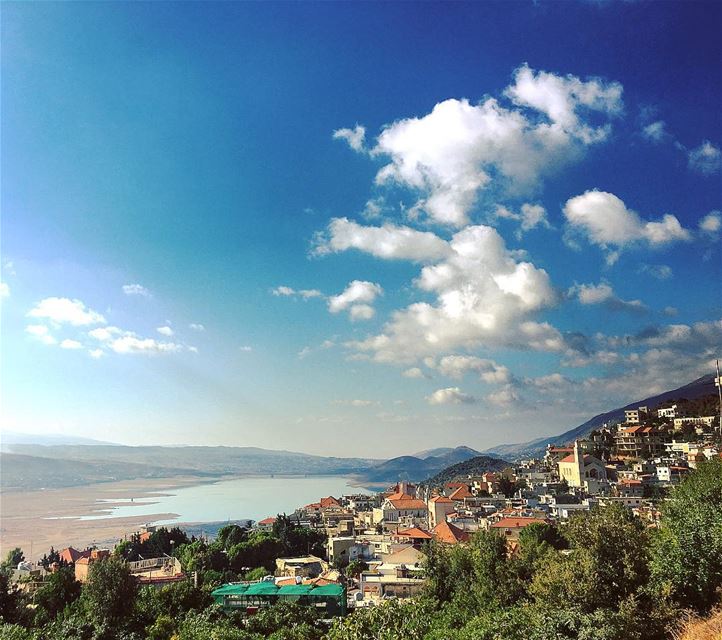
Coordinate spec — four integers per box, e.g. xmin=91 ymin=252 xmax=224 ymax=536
xmin=0 ymin=475 xmax=224 ymax=560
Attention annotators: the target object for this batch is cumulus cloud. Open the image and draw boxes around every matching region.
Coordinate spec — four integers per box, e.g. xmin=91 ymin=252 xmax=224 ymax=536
xmin=110 ymin=335 xmax=184 ymax=355
xmin=157 ymin=326 xmax=174 ymax=337
xmin=27 ymin=297 xmax=106 ymax=326
xmin=239 ymin=345 xmax=253 ymax=352
xmin=333 ymin=124 xmax=366 ymax=152
xmin=486 ymin=385 xmax=519 ymax=407
xmin=699 ymin=211 xmax=721 ymax=237
xmin=431 ymin=355 xmax=512 ymax=384
xmin=60 ymin=339 xmax=83 ymax=350
xmin=402 ymin=367 xmax=427 ymax=379
xmin=89 ymin=349 xmax=105 ymax=359
xmin=338 ymin=65 xmax=622 ymax=227
xmin=272 ymin=285 xmax=323 ymax=299
xmin=88 ymin=326 xmax=122 ymax=341
xmin=494 ymin=203 xmax=550 ymax=237
xmin=564 ymin=190 xmax=691 ymax=261
xmin=312 ymin=217 xmax=451 ymax=262
xmin=569 ymin=282 xmax=647 ymax=313
xmin=189 ymin=323 xmax=206 ymax=331
xmin=0 ymin=282 xmax=9 ymax=298
xmin=350 ymin=225 xmax=557 ymax=363
xmin=641 ymin=120 xmax=668 ymax=143
xmin=25 ymin=324 xmax=56 ymax=345
xmin=426 ymin=387 xmax=476 ymax=405
xmin=688 ymin=140 xmax=721 ymax=175
xmin=328 ymin=280 xmax=383 ymax=321
xmin=122 ymin=283 xmax=152 ymax=298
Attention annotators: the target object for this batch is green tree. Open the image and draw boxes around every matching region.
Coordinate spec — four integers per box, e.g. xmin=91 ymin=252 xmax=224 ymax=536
xmin=531 ymin=504 xmax=650 ymax=612
xmin=0 ymin=549 xmax=24 ymax=577
xmin=345 ymin=560 xmax=368 ymax=579
xmin=81 ymin=555 xmax=138 ymax=625
xmin=651 ymin=458 xmax=722 ymax=613
xmin=33 ymin=566 xmax=81 ymax=622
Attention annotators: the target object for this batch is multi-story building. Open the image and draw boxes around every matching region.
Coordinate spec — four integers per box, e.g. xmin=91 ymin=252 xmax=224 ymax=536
xmin=614 ymin=425 xmax=665 ymax=459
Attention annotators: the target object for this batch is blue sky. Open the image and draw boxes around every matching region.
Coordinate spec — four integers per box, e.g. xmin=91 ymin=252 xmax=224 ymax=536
xmin=2 ymin=1 xmax=720 ymax=457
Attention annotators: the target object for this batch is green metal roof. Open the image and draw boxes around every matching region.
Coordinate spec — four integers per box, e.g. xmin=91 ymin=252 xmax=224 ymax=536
xmin=277 ymin=584 xmax=314 ymax=595
xmin=212 ymin=584 xmax=248 ymax=596
xmin=243 ymin=582 xmax=280 ymax=595
xmin=307 ymin=584 xmax=345 ymax=597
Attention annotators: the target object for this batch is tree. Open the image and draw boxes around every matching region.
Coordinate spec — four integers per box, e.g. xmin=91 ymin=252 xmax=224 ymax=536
xmin=651 ymin=459 xmax=722 ymax=613
xmin=345 ymin=560 xmax=368 ymax=579
xmin=81 ymin=555 xmax=138 ymax=625
xmin=33 ymin=566 xmax=81 ymax=622
xmin=531 ymin=504 xmax=650 ymax=613
xmin=1 ymin=549 xmax=25 ymax=576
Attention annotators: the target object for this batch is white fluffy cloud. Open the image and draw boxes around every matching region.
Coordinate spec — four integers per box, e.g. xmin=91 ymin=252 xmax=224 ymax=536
xmin=338 ymin=65 xmax=622 ymax=227
xmin=27 ymin=297 xmax=106 ymax=326
xmin=431 ymin=355 xmax=511 ymax=384
xmin=569 ymin=282 xmax=646 ymax=313
xmin=641 ymin=120 xmax=668 ymax=143
xmin=333 ymin=124 xmax=366 ymax=152
xmin=564 ymin=190 xmax=691 ymax=260
xmin=157 ymin=326 xmax=174 ymax=337
xmin=272 ymin=285 xmax=323 ymax=299
xmin=0 ymin=282 xmax=9 ymax=298
xmin=350 ymin=224 xmax=557 ymax=362
xmin=110 ymin=335 xmax=184 ymax=355
xmin=328 ymin=281 xmax=383 ymax=321
xmin=688 ymin=140 xmax=721 ymax=175
xmin=426 ymin=387 xmax=476 ymax=405
xmin=699 ymin=211 xmax=721 ymax=237
xmin=60 ymin=339 xmax=83 ymax=350
xmin=402 ymin=367 xmax=426 ymax=379
xmin=25 ymin=324 xmax=56 ymax=345
xmin=494 ymin=203 xmax=550 ymax=237
xmin=486 ymin=385 xmax=519 ymax=407
xmin=122 ymin=283 xmax=152 ymax=297
xmin=313 ymin=217 xmax=451 ymax=262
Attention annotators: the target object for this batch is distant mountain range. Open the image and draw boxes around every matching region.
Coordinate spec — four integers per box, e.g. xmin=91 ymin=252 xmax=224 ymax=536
xmin=481 ymin=374 xmax=718 ymax=461
xmin=2 ymin=374 xmax=715 ymax=491
xmin=0 ymin=443 xmax=485 ymax=491
xmin=1 ymin=431 xmax=116 ymax=446
xmin=420 ymin=455 xmax=511 ymax=489
xmin=357 ymin=446 xmax=485 ymax=484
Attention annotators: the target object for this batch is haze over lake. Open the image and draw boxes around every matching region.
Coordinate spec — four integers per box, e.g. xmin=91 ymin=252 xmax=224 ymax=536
xmin=68 ymin=476 xmax=371 ymax=525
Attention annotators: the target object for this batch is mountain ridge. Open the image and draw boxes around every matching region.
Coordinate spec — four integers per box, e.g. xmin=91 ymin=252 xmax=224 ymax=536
xmin=482 ymin=374 xmax=718 ymax=460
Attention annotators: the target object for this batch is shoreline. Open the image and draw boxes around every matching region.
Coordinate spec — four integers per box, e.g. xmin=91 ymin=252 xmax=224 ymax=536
xmin=0 ymin=473 xmax=374 ymax=560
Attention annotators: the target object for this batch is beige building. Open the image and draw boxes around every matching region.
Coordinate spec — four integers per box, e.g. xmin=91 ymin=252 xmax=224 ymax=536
xmin=427 ymin=495 xmax=455 ymax=528
xmin=275 ymin=555 xmax=328 ymax=579
xmin=557 ymin=441 xmax=607 ymax=489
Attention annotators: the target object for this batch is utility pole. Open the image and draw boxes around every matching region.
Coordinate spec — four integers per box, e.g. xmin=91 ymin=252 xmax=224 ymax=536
xmin=716 ymin=359 xmax=722 ymax=439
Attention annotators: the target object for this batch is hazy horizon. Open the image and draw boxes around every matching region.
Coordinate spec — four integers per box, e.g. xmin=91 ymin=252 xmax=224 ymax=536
xmin=2 ymin=2 xmax=720 ymax=458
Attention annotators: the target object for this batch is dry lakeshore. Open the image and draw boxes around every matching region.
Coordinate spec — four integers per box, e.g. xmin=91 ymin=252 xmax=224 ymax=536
xmin=0 ymin=475 xmax=223 ymax=559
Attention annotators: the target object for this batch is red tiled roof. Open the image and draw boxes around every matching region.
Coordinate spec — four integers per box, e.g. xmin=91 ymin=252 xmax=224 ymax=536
xmin=59 ymin=547 xmax=91 ymax=564
xmin=491 ymin=517 xmax=547 ymax=529
xmin=258 ymin=517 xmax=276 ymax=525
xmin=386 ymin=491 xmax=415 ymax=501
xmin=432 ymin=520 xmax=470 ymax=544
xmin=448 ymin=485 xmax=473 ymax=500
xmin=395 ymin=527 xmax=432 ymax=540
xmin=320 ymin=496 xmax=340 ymax=508
xmin=559 ymin=453 xmax=597 ymax=464
xmin=429 ymin=495 xmax=453 ymax=504
xmin=388 ymin=498 xmax=427 ymax=510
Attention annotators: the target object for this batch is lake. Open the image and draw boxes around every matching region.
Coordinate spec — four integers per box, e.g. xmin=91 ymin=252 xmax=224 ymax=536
xmin=75 ymin=475 xmax=371 ymax=525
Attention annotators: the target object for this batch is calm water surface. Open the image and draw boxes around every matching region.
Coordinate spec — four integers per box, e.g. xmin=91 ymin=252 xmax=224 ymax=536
xmin=78 ymin=476 xmax=370 ymax=525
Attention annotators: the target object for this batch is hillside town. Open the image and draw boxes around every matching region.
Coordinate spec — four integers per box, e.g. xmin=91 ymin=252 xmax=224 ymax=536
xmin=7 ymin=395 xmax=720 ymax=620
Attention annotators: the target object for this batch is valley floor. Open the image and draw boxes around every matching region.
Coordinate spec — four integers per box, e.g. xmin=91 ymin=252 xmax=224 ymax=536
xmin=0 ymin=475 xmax=212 ymax=559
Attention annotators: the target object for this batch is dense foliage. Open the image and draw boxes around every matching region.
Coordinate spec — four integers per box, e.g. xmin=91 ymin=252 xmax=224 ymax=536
xmin=2 ymin=461 xmax=722 ymax=639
